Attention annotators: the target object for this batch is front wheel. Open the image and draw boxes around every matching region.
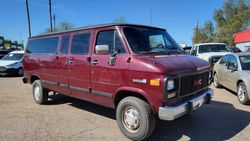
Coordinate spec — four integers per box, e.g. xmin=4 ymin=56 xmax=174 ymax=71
xmin=237 ymin=82 xmax=250 ymax=105
xmin=32 ymin=80 xmax=48 ymax=104
xmin=213 ymin=73 xmax=221 ymax=88
xmin=17 ymin=68 xmax=23 ymax=76
xmin=116 ymin=97 xmax=155 ymax=141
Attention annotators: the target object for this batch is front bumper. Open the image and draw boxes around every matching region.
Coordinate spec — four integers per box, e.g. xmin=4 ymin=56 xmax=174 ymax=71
xmin=0 ymin=68 xmax=18 ymax=76
xmin=159 ymin=88 xmax=213 ymax=121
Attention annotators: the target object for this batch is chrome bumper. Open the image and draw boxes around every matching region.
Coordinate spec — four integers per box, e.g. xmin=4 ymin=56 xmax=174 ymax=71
xmin=159 ymin=88 xmax=214 ymax=121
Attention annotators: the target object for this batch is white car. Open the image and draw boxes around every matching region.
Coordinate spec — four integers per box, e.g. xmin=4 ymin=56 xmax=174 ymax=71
xmin=190 ymin=43 xmax=232 ymax=66
xmin=0 ymin=50 xmax=24 ymax=76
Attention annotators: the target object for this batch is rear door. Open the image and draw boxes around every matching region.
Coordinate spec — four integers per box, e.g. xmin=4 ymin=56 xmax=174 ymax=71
xmin=90 ymin=28 xmax=129 ymax=106
xmin=57 ymin=34 xmax=71 ymax=95
xmin=68 ymin=31 xmax=92 ymax=100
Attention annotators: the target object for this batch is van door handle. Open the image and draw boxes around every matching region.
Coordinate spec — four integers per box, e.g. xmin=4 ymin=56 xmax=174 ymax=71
xmin=91 ymin=60 xmax=98 ymax=65
xmin=68 ymin=58 xmax=74 ymax=64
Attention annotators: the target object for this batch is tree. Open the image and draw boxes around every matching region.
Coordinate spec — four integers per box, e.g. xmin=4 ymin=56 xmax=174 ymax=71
xmin=44 ymin=22 xmax=74 ymax=33
xmin=202 ymin=21 xmax=216 ymax=42
xmin=192 ymin=24 xmax=204 ymax=44
xmin=213 ymin=0 xmax=250 ymax=45
xmin=191 ymin=0 xmax=250 ymax=46
xmin=114 ymin=16 xmax=126 ymax=23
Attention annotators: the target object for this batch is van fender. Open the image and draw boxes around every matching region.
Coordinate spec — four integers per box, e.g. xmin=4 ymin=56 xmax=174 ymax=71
xmin=113 ymin=86 xmax=156 ymax=113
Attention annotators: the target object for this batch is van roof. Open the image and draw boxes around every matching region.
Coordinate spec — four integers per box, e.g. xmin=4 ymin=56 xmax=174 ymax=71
xmin=30 ymin=23 xmax=166 ymax=39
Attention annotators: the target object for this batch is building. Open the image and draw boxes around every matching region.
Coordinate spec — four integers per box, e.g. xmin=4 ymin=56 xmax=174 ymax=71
xmin=234 ymin=29 xmax=250 ymax=52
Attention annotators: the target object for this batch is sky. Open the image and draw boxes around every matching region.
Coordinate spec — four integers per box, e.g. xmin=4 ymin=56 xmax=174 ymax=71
xmin=0 ymin=0 xmax=224 ymax=45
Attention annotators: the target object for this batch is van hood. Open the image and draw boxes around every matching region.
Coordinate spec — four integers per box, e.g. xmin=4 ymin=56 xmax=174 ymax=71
xmin=198 ymin=52 xmax=231 ymax=62
xmin=0 ymin=60 xmax=19 ymax=67
xmin=151 ymin=55 xmax=210 ymax=75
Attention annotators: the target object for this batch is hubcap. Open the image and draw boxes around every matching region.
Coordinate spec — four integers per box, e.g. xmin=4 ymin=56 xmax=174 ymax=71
xmin=18 ymin=69 xmax=23 ymax=76
xmin=214 ymin=75 xmax=218 ymax=86
xmin=34 ymin=85 xmax=41 ymax=101
xmin=122 ymin=106 xmax=140 ymax=133
xmin=238 ymin=85 xmax=246 ymax=102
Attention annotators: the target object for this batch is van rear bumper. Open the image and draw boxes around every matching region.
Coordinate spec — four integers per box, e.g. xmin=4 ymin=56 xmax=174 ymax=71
xmin=158 ymin=88 xmax=213 ymax=121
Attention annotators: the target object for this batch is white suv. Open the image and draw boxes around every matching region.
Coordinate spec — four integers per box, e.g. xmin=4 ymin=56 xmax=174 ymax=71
xmin=190 ymin=43 xmax=232 ymax=66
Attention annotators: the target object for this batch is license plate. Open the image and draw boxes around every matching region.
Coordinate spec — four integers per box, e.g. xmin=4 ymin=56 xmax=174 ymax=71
xmin=192 ymin=97 xmax=205 ymax=111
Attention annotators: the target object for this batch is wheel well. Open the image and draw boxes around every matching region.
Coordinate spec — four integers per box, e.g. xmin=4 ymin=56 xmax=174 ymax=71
xmin=114 ymin=91 xmax=149 ymax=108
xmin=30 ymin=75 xmax=40 ymax=84
xmin=237 ymin=80 xmax=243 ymax=86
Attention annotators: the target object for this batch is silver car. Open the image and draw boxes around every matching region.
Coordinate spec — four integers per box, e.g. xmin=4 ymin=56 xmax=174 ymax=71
xmin=213 ymin=52 xmax=250 ymax=105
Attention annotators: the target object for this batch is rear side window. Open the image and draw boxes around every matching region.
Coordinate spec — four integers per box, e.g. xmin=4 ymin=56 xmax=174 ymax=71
xmin=71 ymin=33 xmax=90 ymax=54
xmin=60 ymin=35 xmax=70 ymax=54
xmin=96 ymin=30 xmax=125 ymax=54
xmin=27 ymin=37 xmax=59 ymax=54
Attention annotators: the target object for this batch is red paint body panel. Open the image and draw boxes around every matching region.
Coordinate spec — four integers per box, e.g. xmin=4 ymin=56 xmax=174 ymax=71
xmin=23 ymin=24 xmax=211 ymax=115
xmin=234 ymin=29 xmax=250 ymax=43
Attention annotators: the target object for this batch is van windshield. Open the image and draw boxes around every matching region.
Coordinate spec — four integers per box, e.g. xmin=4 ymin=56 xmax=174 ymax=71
xmin=123 ymin=27 xmax=184 ymax=54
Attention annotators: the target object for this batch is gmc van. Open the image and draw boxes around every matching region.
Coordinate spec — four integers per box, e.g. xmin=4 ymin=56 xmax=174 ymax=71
xmin=23 ymin=24 xmax=213 ymax=141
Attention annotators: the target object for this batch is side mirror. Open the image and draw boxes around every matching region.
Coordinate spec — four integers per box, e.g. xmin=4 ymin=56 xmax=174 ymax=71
xmin=228 ymin=65 xmax=237 ymax=72
xmin=95 ymin=45 xmax=109 ymax=55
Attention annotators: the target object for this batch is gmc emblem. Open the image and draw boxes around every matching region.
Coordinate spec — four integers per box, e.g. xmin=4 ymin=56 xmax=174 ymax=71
xmin=193 ymin=79 xmax=202 ymax=87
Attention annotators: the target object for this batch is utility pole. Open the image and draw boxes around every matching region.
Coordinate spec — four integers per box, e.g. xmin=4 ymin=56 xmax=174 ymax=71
xmin=49 ymin=0 xmax=53 ymax=32
xmin=53 ymin=14 xmax=56 ymax=32
xmin=25 ymin=0 xmax=31 ymax=37
xmin=195 ymin=21 xmax=199 ymax=44
xmin=150 ymin=8 xmax=153 ymax=26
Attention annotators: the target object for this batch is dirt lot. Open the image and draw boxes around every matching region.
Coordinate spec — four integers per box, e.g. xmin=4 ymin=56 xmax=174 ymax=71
xmin=0 ymin=77 xmax=249 ymax=141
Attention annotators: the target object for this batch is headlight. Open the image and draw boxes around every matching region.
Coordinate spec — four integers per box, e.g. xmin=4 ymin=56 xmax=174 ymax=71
xmin=167 ymin=79 xmax=175 ymax=91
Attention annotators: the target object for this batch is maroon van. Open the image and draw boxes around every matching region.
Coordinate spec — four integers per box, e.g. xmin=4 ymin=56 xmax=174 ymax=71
xmin=23 ymin=24 xmax=213 ymax=141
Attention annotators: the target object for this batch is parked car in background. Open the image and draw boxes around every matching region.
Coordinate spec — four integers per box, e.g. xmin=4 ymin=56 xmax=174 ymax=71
xmin=182 ymin=46 xmax=192 ymax=54
xmin=190 ymin=43 xmax=232 ymax=66
xmin=0 ymin=48 xmax=16 ymax=59
xmin=213 ymin=52 xmax=250 ymax=105
xmin=0 ymin=50 xmax=24 ymax=76
xmin=230 ymin=47 xmax=242 ymax=53
xmin=23 ymin=24 xmax=213 ymax=141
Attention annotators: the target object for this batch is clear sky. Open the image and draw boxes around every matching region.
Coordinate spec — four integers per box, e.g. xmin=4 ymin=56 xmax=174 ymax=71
xmin=0 ymin=0 xmax=224 ymax=45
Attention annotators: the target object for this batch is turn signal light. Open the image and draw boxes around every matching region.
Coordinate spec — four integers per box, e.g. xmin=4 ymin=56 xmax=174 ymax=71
xmin=150 ymin=79 xmax=160 ymax=86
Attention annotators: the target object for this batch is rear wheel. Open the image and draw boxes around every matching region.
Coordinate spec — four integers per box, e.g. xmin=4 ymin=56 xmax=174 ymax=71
xmin=237 ymin=82 xmax=250 ymax=105
xmin=116 ymin=97 xmax=155 ymax=141
xmin=32 ymin=80 xmax=48 ymax=104
xmin=213 ymin=73 xmax=221 ymax=88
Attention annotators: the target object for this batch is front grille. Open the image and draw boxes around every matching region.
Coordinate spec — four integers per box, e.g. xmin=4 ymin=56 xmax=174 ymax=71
xmin=179 ymin=72 xmax=209 ymax=97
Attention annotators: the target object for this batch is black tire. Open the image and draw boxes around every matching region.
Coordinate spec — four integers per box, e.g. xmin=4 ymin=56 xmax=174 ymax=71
xmin=17 ymin=68 xmax=23 ymax=76
xmin=237 ymin=82 xmax=250 ymax=105
xmin=32 ymin=80 xmax=48 ymax=104
xmin=116 ymin=97 xmax=155 ymax=141
xmin=213 ymin=73 xmax=221 ymax=88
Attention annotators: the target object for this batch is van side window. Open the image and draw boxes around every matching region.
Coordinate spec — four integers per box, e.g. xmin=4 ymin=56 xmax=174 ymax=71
xmin=71 ymin=33 xmax=90 ymax=54
xmin=27 ymin=37 xmax=59 ymax=54
xmin=60 ymin=35 xmax=69 ymax=54
xmin=96 ymin=30 xmax=125 ymax=54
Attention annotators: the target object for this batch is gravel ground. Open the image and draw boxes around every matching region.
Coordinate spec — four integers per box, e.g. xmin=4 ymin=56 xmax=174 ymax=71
xmin=0 ymin=77 xmax=249 ymax=141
